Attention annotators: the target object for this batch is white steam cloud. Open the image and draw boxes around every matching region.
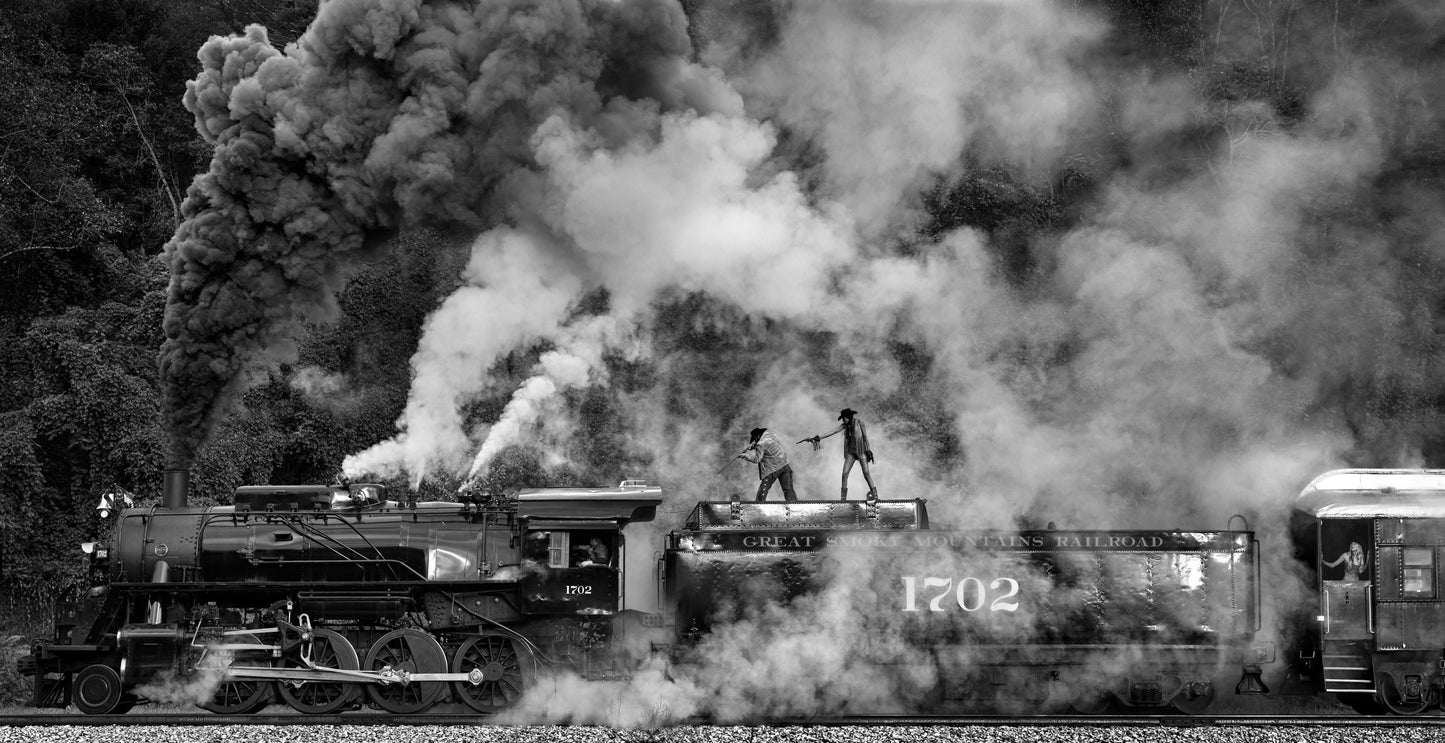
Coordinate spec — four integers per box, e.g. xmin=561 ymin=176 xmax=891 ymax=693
xmin=166 ymin=0 xmax=1445 ymax=726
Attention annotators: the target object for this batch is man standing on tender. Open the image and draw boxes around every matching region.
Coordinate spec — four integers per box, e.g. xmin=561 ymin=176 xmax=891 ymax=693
xmin=741 ymin=427 xmax=798 ymax=502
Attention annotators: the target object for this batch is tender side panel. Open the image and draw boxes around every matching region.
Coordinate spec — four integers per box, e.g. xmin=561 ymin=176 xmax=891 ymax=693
xmin=668 ymin=530 xmax=1256 ymax=648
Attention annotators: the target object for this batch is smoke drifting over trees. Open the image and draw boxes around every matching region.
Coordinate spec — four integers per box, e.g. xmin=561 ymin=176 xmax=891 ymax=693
xmin=159 ymin=0 xmax=1445 ymax=536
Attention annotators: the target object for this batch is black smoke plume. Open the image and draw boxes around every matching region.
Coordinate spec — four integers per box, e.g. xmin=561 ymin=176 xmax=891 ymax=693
xmin=160 ymin=0 xmax=709 ymax=469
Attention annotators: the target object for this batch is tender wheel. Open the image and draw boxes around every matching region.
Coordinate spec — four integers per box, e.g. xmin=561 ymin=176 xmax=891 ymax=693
xmin=73 ymin=664 xmax=126 ymax=715
xmin=280 ymin=628 xmax=360 ymax=714
xmin=364 ymin=628 xmax=447 ymax=714
xmin=451 ymin=634 xmax=533 ymax=713
xmin=1171 ymin=681 xmax=1216 ymax=714
xmin=1378 ymin=673 xmax=1434 ymax=716
xmin=201 ymin=632 xmax=274 ymax=714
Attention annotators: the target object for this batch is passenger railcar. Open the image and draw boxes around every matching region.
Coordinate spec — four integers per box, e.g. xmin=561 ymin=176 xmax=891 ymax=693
xmin=1287 ymin=469 xmax=1445 ymax=714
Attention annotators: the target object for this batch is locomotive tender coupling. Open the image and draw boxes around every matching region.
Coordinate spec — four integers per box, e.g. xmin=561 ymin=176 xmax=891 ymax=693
xmin=25 ymin=468 xmax=1445 ymax=716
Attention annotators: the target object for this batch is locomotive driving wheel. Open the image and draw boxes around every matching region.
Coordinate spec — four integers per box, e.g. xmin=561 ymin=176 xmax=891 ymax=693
xmin=279 ymin=628 xmax=360 ymax=714
xmin=451 ymin=634 xmax=534 ymax=713
xmin=201 ymin=632 xmax=274 ymax=714
xmin=364 ymin=628 xmax=447 ymax=714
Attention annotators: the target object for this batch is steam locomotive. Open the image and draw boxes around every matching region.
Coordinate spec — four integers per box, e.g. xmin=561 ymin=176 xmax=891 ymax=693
xmin=16 ymin=468 xmax=1445 ymax=716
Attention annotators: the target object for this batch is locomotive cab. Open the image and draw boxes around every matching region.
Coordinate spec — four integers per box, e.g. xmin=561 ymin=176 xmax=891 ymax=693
xmin=514 ymin=482 xmax=664 ymax=618
xmin=1294 ymin=469 xmax=1445 ymax=714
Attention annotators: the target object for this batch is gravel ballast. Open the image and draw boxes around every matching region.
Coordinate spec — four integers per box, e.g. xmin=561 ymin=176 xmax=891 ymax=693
xmin=2 ymin=726 xmax=1444 ymax=743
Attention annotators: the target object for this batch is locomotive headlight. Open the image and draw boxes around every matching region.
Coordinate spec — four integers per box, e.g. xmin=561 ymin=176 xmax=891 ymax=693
xmin=81 ymin=542 xmax=95 ymax=554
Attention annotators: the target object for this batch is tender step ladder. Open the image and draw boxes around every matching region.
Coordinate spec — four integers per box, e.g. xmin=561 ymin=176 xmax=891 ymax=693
xmin=1322 ymin=639 xmax=1376 ymax=693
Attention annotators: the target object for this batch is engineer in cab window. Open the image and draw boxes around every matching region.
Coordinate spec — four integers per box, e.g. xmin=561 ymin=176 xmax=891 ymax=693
xmin=583 ymin=536 xmax=609 ymax=567
xmin=1324 ymin=541 xmax=1369 ymax=582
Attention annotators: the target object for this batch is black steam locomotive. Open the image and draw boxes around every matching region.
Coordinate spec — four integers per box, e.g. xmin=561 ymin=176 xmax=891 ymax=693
xmin=16 ymin=468 xmax=1445 ymax=716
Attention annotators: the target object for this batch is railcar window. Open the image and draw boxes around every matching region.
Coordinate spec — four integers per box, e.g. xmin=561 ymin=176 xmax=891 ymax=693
xmin=1402 ymin=547 xmax=1435 ymax=597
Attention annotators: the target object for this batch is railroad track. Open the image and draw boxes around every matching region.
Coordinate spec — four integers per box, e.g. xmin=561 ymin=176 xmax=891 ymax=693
xmin=1 ymin=713 xmax=1443 ymax=726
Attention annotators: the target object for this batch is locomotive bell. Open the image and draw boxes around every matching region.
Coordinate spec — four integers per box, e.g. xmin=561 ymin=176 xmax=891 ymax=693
xmin=95 ymin=492 xmax=130 ymax=519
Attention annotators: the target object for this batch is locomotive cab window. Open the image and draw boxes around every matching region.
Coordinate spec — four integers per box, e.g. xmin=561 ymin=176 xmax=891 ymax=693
xmin=523 ymin=531 xmax=562 ymax=566
xmin=1402 ymin=547 xmax=1435 ymax=598
xmin=524 ymin=529 xmax=617 ymax=569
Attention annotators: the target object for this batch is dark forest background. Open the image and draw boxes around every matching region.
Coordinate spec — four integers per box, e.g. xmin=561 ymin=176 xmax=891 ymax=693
xmin=1 ymin=0 xmax=1443 ymax=706
xmin=0 ymin=1 xmax=335 ymax=691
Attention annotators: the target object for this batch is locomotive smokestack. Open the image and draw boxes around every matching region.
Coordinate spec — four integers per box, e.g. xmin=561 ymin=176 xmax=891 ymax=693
xmin=162 ymin=469 xmax=189 ymax=509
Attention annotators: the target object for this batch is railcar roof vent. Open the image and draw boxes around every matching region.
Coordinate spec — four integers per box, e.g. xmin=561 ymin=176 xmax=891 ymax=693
xmin=619 ymin=479 xmax=649 ymax=489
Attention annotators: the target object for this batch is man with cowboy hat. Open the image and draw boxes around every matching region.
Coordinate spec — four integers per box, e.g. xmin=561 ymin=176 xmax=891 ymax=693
xmin=805 ymin=408 xmax=878 ymax=501
xmin=740 ymin=427 xmax=797 ymax=501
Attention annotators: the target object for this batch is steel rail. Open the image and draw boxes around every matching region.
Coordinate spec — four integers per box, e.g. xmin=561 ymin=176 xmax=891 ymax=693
xmin=0 ymin=713 xmax=1443 ymax=727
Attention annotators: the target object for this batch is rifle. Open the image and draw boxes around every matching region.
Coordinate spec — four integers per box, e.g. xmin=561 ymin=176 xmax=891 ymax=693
xmin=715 ymin=452 xmax=748 ymax=476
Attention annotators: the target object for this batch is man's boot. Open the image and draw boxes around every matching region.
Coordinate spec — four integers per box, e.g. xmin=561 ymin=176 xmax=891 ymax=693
xmin=840 ymin=487 xmax=848 ymax=501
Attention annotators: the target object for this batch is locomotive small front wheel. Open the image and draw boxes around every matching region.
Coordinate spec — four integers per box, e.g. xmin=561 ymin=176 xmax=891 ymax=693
xmin=279 ymin=628 xmax=360 ymax=714
xmin=451 ymin=634 xmax=534 ymax=713
xmin=73 ymin=664 xmax=126 ymax=715
xmin=363 ymin=628 xmax=447 ymax=714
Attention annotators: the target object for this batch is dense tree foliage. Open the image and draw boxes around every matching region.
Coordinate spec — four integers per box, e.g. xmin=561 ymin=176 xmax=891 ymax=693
xmin=0 ymin=0 xmax=319 ymax=632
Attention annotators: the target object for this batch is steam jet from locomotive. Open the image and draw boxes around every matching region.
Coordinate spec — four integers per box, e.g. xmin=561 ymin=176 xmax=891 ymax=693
xmin=19 ymin=468 xmax=1445 ymax=716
